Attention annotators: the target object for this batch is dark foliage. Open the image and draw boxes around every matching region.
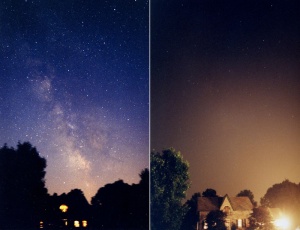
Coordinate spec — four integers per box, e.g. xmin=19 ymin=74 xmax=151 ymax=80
xmin=249 ymin=207 xmax=274 ymax=230
xmin=42 ymin=189 xmax=90 ymax=229
xmin=206 ymin=210 xmax=226 ymax=230
xmin=0 ymin=142 xmax=149 ymax=229
xmin=0 ymin=142 xmax=48 ymax=230
xmin=151 ymin=148 xmax=190 ymax=230
xmin=236 ymin=189 xmax=257 ymax=207
xmin=260 ymin=179 xmax=300 ymax=227
xmin=202 ymin=188 xmax=218 ymax=197
xmin=65 ymin=189 xmax=90 ymax=220
xmin=91 ymin=168 xmax=149 ymax=229
xmin=181 ymin=192 xmax=201 ymax=230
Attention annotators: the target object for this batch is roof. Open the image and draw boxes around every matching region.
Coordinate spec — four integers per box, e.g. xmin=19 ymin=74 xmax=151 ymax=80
xmin=198 ymin=195 xmax=253 ymax=212
xmin=198 ymin=197 xmax=223 ymax=211
xmin=229 ymin=197 xmax=253 ymax=211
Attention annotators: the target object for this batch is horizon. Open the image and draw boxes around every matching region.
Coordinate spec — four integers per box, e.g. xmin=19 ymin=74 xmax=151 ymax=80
xmin=151 ymin=0 xmax=300 ymax=204
xmin=0 ymin=0 xmax=149 ymax=202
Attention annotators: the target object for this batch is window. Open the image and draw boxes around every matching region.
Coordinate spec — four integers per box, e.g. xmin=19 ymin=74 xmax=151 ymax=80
xmin=62 ymin=219 xmax=68 ymax=226
xmin=74 ymin=221 xmax=80 ymax=228
xmin=39 ymin=221 xmax=43 ymax=229
xmin=237 ymin=219 xmax=242 ymax=228
xmin=223 ymin=206 xmax=231 ymax=214
xmin=203 ymin=220 xmax=208 ymax=229
xmin=82 ymin=220 xmax=88 ymax=228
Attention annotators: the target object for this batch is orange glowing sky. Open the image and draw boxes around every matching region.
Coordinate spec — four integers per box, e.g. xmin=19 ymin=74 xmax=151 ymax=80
xmin=151 ymin=0 xmax=300 ymax=202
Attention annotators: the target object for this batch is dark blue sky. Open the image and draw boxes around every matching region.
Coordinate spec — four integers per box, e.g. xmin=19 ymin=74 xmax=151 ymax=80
xmin=0 ymin=0 xmax=149 ymax=201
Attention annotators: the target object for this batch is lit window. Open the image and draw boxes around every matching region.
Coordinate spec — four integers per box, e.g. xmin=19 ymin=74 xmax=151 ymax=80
xmin=62 ymin=219 xmax=68 ymax=226
xmin=82 ymin=220 xmax=88 ymax=227
xmin=74 ymin=220 xmax=80 ymax=228
xmin=238 ymin=219 xmax=242 ymax=228
xmin=39 ymin=221 xmax=43 ymax=229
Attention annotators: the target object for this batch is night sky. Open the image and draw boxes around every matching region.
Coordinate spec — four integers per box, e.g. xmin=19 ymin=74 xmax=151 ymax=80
xmin=151 ymin=0 xmax=300 ymax=202
xmin=0 ymin=0 xmax=149 ymax=201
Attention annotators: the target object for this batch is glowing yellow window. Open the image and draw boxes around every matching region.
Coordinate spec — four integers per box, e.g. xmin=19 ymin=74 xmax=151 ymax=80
xmin=39 ymin=221 xmax=44 ymax=229
xmin=74 ymin=220 xmax=80 ymax=228
xmin=82 ymin=220 xmax=88 ymax=227
xmin=238 ymin=219 xmax=242 ymax=228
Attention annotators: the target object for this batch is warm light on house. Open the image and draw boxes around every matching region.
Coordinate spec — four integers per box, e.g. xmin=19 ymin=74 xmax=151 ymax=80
xmin=273 ymin=216 xmax=291 ymax=229
xmin=82 ymin=220 xmax=88 ymax=227
xmin=238 ymin=219 xmax=242 ymax=228
xmin=63 ymin=219 xmax=68 ymax=226
xmin=74 ymin=220 xmax=80 ymax=228
xmin=59 ymin=204 xmax=68 ymax=212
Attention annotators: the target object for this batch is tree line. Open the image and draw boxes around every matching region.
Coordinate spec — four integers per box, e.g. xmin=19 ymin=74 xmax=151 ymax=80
xmin=0 ymin=142 xmax=149 ymax=230
xmin=151 ymin=148 xmax=300 ymax=230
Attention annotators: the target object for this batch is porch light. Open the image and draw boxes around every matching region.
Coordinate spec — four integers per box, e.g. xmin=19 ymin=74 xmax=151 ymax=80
xmin=59 ymin=204 xmax=68 ymax=212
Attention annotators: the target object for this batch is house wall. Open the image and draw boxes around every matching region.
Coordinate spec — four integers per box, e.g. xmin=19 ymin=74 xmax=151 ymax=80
xmin=198 ymin=210 xmax=252 ymax=230
xmin=198 ymin=211 xmax=209 ymax=230
xmin=220 ymin=198 xmax=232 ymax=212
xmin=226 ymin=210 xmax=252 ymax=229
xmin=198 ymin=196 xmax=252 ymax=230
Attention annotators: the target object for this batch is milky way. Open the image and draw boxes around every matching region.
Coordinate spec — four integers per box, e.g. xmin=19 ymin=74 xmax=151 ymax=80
xmin=0 ymin=0 xmax=149 ymax=201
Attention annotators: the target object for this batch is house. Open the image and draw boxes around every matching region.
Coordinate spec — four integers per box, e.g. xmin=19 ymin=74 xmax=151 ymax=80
xmin=197 ymin=194 xmax=253 ymax=230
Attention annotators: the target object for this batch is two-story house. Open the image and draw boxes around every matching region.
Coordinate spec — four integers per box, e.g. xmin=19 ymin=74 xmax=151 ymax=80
xmin=197 ymin=194 xmax=253 ymax=230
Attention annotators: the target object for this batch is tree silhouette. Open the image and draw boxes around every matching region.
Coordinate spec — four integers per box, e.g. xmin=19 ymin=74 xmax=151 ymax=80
xmin=41 ymin=189 xmax=91 ymax=229
xmin=202 ymin=188 xmax=218 ymax=197
xmin=90 ymin=168 xmax=149 ymax=229
xmin=236 ymin=189 xmax=257 ymax=207
xmin=0 ymin=142 xmax=149 ymax=229
xmin=0 ymin=142 xmax=48 ymax=230
xmin=181 ymin=192 xmax=201 ymax=230
xmin=91 ymin=180 xmax=134 ymax=229
xmin=133 ymin=168 xmax=149 ymax=229
xmin=249 ymin=207 xmax=274 ymax=230
xmin=151 ymin=148 xmax=190 ymax=230
xmin=139 ymin=168 xmax=149 ymax=187
xmin=206 ymin=210 xmax=226 ymax=230
xmin=261 ymin=179 xmax=300 ymax=227
xmin=66 ymin=189 xmax=90 ymax=222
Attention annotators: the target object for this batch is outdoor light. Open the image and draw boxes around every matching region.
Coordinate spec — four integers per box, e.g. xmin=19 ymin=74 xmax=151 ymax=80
xmin=59 ymin=204 xmax=68 ymax=213
xmin=274 ymin=216 xmax=291 ymax=229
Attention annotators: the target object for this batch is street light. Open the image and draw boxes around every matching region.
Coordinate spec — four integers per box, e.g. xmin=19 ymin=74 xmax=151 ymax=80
xmin=274 ymin=216 xmax=291 ymax=229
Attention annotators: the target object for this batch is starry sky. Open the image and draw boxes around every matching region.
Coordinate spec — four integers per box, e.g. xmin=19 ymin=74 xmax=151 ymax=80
xmin=0 ymin=0 xmax=149 ymax=201
xmin=151 ymin=0 xmax=300 ymax=202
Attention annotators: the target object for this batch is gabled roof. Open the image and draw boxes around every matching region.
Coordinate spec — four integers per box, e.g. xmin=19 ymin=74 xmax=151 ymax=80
xmin=197 ymin=197 xmax=223 ymax=211
xmin=198 ymin=195 xmax=253 ymax=212
xmin=228 ymin=197 xmax=253 ymax=211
